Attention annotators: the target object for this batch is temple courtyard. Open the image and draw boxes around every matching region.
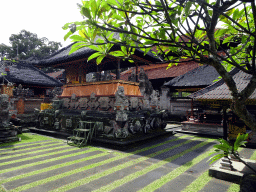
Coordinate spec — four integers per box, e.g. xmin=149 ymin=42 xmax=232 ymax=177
xmin=0 ymin=132 xmax=255 ymax=192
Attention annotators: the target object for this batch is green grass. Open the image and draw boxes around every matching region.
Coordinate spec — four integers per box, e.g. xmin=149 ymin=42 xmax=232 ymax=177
xmin=0 ymin=185 xmax=6 ymax=192
xmin=10 ymin=135 xmax=191 ymax=192
xmin=50 ymin=138 xmax=210 ymax=192
xmin=0 ymin=133 xmax=60 ymax=148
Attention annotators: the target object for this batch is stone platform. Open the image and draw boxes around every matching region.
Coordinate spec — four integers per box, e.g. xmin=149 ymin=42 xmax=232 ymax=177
xmin=209 ymin=158 xmax=256 ymax=184
xmin=29 ymin=124 xmax=182 ymax=146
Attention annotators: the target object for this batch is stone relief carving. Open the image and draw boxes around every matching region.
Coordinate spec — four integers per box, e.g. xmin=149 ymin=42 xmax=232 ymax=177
xmin=69 ymin=94 xmax=77 ymax=109
xmin=128 ymin=68 xmax=136 ymax=82
xmin=138 ymin=68 xmax=153 ymax=97
xmin=150 ymin=90 xmax=159 ymax=107
xmin=98 ymin=97 xmax=110 ymax=110
xmin=114 ymin=86 xmax=129 ymax=108
xmin=89 ymin=92 xmax=99 ymax=110
xmin=78 ymin=98 xmax=88 ymax=109
xmin=62 ymin=98 xmax=70 ymax=109
xmin=0 ymin=94 xmax=11 ymax=128
xmin=129 ymin=97 xmax=139 ymax=110
xmin=160 ymin=87 xmax=170 ymax=111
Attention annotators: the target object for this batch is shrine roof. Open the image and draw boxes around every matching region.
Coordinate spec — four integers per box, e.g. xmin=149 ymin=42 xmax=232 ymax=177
xmin=164 ymin=65 xmax=220 ymax=88
xmin=46 ymin=69 xmax=65 ymax=79
xmin=120 ymin=62 xmax=200 ymax=81
xmin=0 ymin=62 xmax=63 ymax=87
xmin=189 ymin=68 xmax=256 ymax=100
xmin=32 ymin=43 xmax=162 ymax=69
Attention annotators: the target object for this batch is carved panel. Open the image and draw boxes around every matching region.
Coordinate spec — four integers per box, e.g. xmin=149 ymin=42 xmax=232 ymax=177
xmin=129 ymin=97 xmax=139 ymax=110
xmin=89 ymin=92 xmax=99 ymax=110
xmin=62 ymin=98 xmax=70 ymax=109
xmin=98 ymin=97 xmax=110 ymax=110
xmin=78 ymin=98 xmax=88 ymax=109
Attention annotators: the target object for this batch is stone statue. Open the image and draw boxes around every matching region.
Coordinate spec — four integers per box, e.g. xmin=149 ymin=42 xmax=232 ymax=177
xmin=150 ymin=90 xmax=159 ymax=107
xmin=128 ymin=68 xmax=136 ymax=82
xmin=114 ymin=86 xmax=129 ymax=108
xmin=0 ymin=94 xmax=11 ymax=128
xmin=138 ymin=68 xmax=153 ymax=97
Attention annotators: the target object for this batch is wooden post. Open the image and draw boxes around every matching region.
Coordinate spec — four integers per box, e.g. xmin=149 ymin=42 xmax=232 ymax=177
xmin=116 ymin=59 xmax=120 ymax=80
xmin=223 ymin=107 xmax=228 ymax=141
xmin=135 ymin=63 xmax=138 ymax=82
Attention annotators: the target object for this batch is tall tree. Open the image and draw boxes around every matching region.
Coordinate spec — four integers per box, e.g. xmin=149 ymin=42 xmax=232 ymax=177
xmin=63 ymin=0 xmax=256 ymax=132
xmin=1 ymin=29 xmax=62 ymax=60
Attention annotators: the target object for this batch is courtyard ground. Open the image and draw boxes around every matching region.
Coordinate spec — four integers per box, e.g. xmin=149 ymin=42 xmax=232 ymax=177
xmin=0 ymin=132 xmax=255 ymax=192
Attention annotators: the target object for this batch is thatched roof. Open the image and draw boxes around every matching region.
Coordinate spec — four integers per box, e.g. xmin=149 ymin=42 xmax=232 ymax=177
xmin=32 ymin=43 xmax=162 ymax=72
xmin=164 ymin=65 xmax=220 ymax=88
xmin=0 ymin=61 xmax=63 ymax=87
xmin=189 ymin=68 xmax=256 ymax=100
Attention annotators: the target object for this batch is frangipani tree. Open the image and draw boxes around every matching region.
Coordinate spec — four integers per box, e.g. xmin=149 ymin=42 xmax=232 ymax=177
xmin=63 ymin=0 xmax=256 ymax=132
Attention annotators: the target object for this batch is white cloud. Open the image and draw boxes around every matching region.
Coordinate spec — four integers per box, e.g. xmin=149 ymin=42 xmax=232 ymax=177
xmin=0 ymin=0 xmax=83 ymax=48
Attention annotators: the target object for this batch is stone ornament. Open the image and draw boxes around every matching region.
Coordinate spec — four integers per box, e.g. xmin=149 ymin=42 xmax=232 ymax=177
xmin=114 ymin=86 xmax=129 ymax=108
xmin=150 ymin=90 xmax=159 ymax=107
xmin=128 ymin=68 xmax=136 ymax=82
xmin=160 ymin=87 xmax=170 ymax=111
xmin=62 ymin=98 xmax=70 ymax=109
xmin=89 ymin=92 xmax=99 ymax=110
xmin=98 ymin=97 xmax=110 ymax=110
xmin=129 ymin=97 xmax=139 ymax=110
xmin=78 ymin=98 xmax=88 ymax=109
xmin=0 ymin=94 xmax=11 ymax=128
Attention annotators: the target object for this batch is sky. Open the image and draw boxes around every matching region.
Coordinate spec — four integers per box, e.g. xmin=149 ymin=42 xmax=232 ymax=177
xmin=0 ymin=0 xmax=83 ymax=48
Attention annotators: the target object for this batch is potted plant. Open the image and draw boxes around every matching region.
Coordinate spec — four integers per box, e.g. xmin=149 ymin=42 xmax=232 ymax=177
xmin=208 ymin=133 xmax=256 ymax=191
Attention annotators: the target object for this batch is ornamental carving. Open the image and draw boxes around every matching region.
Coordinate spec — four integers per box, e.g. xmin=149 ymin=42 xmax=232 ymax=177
xmin=78 ymin=98 xmax=88 ymax=109
xmin=114 ymin=86 xmax=128 ymax=108
xmin=129 ymin=97 xmax=139 ymax=110
xmin=98 ymin=97 xmax=110 ymax=110
xmin=69 ymin=94 xmax=77 ymax=109
xmin=62 ymin=98 xmax=70 ymax=109
xmin=89 ymin=92 xmax=99 ymax=110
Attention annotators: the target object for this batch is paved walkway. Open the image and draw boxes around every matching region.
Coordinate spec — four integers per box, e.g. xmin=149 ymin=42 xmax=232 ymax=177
xmin=0 ymin=133 xmax=255 ymax=192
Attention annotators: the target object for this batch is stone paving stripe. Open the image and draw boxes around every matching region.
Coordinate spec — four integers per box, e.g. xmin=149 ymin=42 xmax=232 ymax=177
xmin=0 ymin=141 xmax=61 ymax=154
xmin=4 ymin=152 xmax=111 ymax=190
xmin=10 ymin=135 xmax=190 ymax=192
xmin=1 ymin=136 xmax=185 ymax=181
xmin=227 ymin=184 xmax=240 ymax=192
xmin=0 ymin=140 xmax=52 ymax=149
xmin=0 ymin=144 xmax=70 ymax=164
xmin=92 ymin=138 xmax=214 ymax=192
xmin=0 ymin=148 xmax=107 ymax=184
xmin=0 ymin=143 xmax=66 ymax=160
xmin=199 ymin=177 xmax=231 ymax=192
xmin=0 ymin=147 xmax=95 ymax=174
xmin=114 ymin=142 xmax=215 ymax=192
xmin=57 ymin=140 xmax=199 ymax=192
xmin=0 ymin=147 xmax=81 ymax=171
xmin=136 ymin=139 xmax=216 ymax=192
xmin=182 ymin=171 xmax=211 ymax=192
xmin=47 ymin=138 xmax=199 ymax=192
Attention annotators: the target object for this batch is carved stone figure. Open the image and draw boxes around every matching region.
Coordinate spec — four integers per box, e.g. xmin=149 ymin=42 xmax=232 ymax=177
xmin=114 ymin=86 xmax=128 ymax=108
xmin=100 ymin=71 xmax=113 ymax=81
xmin=128 ymin=68 xmax=136 ymax=82
xmin=150 ymin=90 xmax=159 ymax=107
xmin=89 ymin=92 xmax=99 ymax=110
xmin=0 ymin=94 xmax=10 ymax=128
xmin=98 ymin=97 xmax=110 ymax=110
xmin=138 ymin=68 xmax=153 ymax=97
xmin=129 ymin=97 xmax=139 ymax=110
xmin=62 ymin=98 xmax=70 ymax=109
xmin=78 ymin=98 xmax=88 ymax=109
xmin=160 ymin=87 xmax=170 ymax=111
xmin=69 ymin=94 xmax=77 ymax=109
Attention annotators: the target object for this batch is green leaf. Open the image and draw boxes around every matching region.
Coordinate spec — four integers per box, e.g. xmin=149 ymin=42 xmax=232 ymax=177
xmin=69 ymin=45 xmax=85 ymax=55
xmin=208 ymin=154 xmax=225 ymax=164
xmin=87 ymin=52 xmax=103 ymax=62
xmin=70 ymin=35 xmax=86 ymax=42
xmin=121 ymin=46 xmax=127 ymax=55
xmin=96 ymin=55 xmax=105 ymax=64
xmin=109 ymin=50 xmax=125 ymax=57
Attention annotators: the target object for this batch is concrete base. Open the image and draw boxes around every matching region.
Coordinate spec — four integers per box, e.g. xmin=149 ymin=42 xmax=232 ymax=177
xmin=209 ymin=157 xmax=256 ymax=183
